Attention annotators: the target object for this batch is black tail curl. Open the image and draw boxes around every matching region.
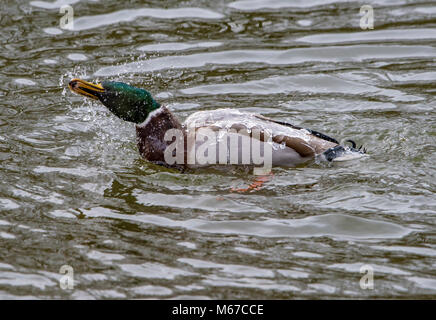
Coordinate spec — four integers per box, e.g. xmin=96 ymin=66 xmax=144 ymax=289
xmin=345 ymin=139 xmax=367 ymax=153
xmin=323 ymin=139 xmax=366 ymax=162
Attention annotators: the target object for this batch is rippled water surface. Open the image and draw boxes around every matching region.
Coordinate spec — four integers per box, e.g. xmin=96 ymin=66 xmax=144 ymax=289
xmin=0 ymin=0 xmax=435 ymax=299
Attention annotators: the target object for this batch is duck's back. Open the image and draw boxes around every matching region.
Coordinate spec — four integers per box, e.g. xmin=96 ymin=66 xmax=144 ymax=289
xmin=183 ymin=108 xmax=338 ymax=167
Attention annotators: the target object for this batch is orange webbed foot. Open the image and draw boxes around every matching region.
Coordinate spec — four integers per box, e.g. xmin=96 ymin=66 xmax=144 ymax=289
xmin=230 ymin=172 xmax=274 ymax=193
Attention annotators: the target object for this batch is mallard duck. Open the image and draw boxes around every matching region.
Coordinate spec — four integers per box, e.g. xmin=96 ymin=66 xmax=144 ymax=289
xmin=68 ymin=79 xmax=365 ymax=173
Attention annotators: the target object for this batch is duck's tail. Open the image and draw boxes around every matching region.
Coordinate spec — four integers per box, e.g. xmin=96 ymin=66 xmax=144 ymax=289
xmin=322 ymin=139 xmax=367 ymax=162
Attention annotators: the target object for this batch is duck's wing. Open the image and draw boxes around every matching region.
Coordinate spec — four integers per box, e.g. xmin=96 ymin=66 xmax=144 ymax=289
xmin=184 ymin=109 xmax=338 ymax=158
xmin=254 ymin=114 xmax=339 ymax=144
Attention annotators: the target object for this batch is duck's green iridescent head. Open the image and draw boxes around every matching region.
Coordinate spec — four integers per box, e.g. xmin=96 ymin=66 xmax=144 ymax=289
xmin=68 ymin=79 xmax=160 ymax=124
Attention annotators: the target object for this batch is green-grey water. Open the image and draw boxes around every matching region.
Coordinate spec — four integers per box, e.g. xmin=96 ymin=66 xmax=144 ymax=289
xmin=0 ymin=0 xmax=435 ymax=299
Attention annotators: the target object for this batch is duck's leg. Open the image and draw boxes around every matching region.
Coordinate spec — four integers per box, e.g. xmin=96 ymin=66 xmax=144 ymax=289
xmin=231 ymin=172 xmax=274 ymax=193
